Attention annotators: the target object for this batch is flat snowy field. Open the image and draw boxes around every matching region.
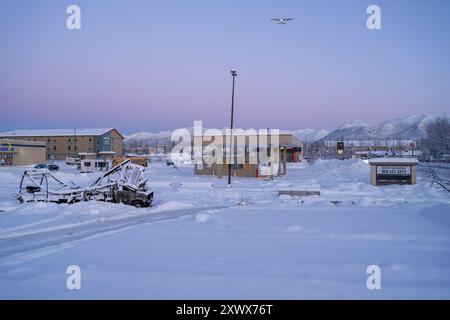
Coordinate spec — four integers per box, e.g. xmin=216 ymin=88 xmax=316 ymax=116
xmin=0 ymin=159 xmax=449 ymax=299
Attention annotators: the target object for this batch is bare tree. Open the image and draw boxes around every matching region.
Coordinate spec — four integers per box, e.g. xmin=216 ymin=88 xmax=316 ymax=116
xmin=429 ymin=166 xmax=450 ymax=192
xmin=422 ymin=116 xmax=450 ymax=159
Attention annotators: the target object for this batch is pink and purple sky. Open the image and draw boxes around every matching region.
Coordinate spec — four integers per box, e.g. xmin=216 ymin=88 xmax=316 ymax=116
xmin=0 ymin=0 xmax=449 ymax=134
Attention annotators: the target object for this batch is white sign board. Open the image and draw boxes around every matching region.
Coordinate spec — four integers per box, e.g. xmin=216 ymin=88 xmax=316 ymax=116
xmin=376 ymin=166 xmax=410 ymax=175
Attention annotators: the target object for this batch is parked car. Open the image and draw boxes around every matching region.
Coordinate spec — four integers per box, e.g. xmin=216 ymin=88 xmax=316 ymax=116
xmin=34 ymin=163 xmax=59 ymax=171
xmin=34 ymin=163 xmax=48 ymax=169
xmin=47 ymin=164 xmax=59 ymax=171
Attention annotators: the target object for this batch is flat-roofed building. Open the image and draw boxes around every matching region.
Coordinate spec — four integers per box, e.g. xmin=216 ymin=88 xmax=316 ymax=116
xmin=193 ymin=131 xmax=303 ymax=178
xmin=0 ymin=139 xmax=46 ymax=166
xmin=0 ymin=128 xmax=124 ymax=160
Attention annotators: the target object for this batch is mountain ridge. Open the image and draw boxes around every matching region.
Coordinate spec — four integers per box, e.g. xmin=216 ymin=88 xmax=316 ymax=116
xmin=321 ymin=114 xmax=435 ymax=141
xmin=124 ymin=114 xmax=440 ymax=145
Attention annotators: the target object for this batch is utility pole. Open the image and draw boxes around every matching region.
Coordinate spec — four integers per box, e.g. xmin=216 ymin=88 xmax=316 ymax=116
xmin=228 ymin=69 xmax=237 ymax=186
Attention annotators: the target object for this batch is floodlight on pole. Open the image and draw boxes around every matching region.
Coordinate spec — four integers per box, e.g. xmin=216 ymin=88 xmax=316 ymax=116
xmin=228 ymin=69 xmax=237 ymax=186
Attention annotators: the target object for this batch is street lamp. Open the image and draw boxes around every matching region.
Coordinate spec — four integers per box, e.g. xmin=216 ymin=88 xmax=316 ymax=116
xmin=228 ymin=69 xmax=237 ymax=186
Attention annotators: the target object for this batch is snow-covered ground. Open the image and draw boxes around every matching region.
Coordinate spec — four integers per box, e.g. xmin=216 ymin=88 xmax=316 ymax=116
xmin=0 ymin=159 xmax=449 ymax=299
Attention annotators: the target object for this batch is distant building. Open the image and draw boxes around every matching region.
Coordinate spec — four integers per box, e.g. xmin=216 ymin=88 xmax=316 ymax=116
xmin=0 ymin=128 xmax=124 ymax=160
xmin=0 ymin=139 xmax=46 ymax=166
xmin=316 ymin=139 xmax=418 ymax=159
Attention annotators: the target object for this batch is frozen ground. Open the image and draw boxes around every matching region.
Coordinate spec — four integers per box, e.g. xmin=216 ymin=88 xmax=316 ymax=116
xmin=0 ymin=159 xmax=449 ymax=299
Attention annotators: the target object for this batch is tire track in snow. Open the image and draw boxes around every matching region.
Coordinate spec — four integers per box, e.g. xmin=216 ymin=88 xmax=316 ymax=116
xmin=0 ymin=204 xmax=227 ymax=259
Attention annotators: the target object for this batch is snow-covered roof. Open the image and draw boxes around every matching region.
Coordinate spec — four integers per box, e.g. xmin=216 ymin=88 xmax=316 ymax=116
xmin=0 ymin=139 xmax=46 ymax=146
xmin=0 ymin=128 xmax=117 ymax=137
xmin=369 ymin=158 xmax=419 ymax=164
xmin=78 ymin=152 xmax=96 ymax=156
xmin=324 ymin=140 xmax=416 ymax=147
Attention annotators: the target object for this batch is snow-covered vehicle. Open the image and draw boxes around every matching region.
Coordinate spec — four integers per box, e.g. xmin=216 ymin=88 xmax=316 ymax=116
xmin=65 ymin=156 xmax=79 ymax=166
xmin=16 ymin=160 xmax=153 ymax=207
xmin=80 ymin=159 xmax=111 ymax=173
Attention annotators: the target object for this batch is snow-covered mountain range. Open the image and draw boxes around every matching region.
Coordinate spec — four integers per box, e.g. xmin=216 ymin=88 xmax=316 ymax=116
xmin=321 ymin=114 xmax=435 ymax=142
xmin=292 ymin=128 xmax=330 ymax=142
xmin=124 ymin=114 xmax=438 ymax=146
xmin=125 ymin=130 xmax=173 ymax=146
xmin=125 ymin=127 xmax=330 ymax=145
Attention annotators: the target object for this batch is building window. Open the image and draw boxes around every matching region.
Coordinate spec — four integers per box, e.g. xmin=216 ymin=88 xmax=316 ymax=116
xmin=89 ymin=137 xmax=92 ymax=142
xmin=68 ymin=146 xmax=71 ymax=151
xmin=53 ymin=146 xmax=56 ymax=151
xmin=232 ymin=164 xmax=243 ymax=170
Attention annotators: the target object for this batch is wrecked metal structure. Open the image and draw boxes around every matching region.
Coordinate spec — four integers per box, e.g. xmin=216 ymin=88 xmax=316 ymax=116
xmin=16 ymin=160 xmax=153 ymax=207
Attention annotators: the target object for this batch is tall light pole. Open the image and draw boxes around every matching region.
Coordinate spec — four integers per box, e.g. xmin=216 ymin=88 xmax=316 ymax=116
xmin=228 ymin=69 xmax=237 ymax=186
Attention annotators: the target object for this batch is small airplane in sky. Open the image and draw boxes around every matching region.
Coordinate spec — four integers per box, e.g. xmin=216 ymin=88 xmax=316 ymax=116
xmin=270 ymin=18 xmax=294 ymax=25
